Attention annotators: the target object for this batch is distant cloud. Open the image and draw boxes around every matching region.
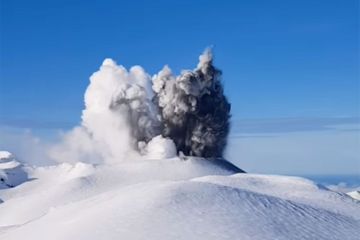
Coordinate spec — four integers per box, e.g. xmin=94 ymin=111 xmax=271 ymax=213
xmin=326 ymin=182 xmax=359 ymax=193
xmin=0 ymin=118 xmax=74 ymax=130
xmin=226 ymin=117 xmax=360 ymax=175
xmin=230 ymin=117 xmax=360 ymax=136
xmin=0 ymin=126 xmax=56 ymax=166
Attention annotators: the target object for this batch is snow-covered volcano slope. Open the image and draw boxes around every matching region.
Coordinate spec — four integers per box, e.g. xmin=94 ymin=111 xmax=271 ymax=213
xmin=0 ymin=157 xmax=359 ymax=240
xmin=0 ymin=151 xmax=28 ymax=189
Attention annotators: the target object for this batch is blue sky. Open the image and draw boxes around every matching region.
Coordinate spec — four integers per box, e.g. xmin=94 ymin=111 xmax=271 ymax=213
xmin=0 ymin=0 xmax=359 ymax=174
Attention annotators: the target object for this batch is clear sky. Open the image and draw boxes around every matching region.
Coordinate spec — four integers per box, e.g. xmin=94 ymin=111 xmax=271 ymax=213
xmin=0 ymin=0 xmax=359 ymax=175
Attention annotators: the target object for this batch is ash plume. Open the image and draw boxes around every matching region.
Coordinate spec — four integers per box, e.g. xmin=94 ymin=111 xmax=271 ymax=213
xmin=153 ymin=49 xmax=231 ymax=158
xmin=50 ymin=49 xmax=231 ymax=163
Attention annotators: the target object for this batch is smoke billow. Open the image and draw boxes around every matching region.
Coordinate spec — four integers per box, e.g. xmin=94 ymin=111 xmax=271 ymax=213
xmin=50 ymin=49 xmax=230 ymax=163
xmin=153 ymin=49 xmax=231 ymax=157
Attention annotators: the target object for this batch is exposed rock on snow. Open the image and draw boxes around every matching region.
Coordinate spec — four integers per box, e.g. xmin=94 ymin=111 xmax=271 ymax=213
xmin=0 ymin=151 xmax=28 ymax=189
xmin=0 ymin=157 xmax=359 ymax=240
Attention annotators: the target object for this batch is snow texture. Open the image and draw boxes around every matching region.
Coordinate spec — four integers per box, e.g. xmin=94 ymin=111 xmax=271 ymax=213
xmin=0 ymin=156 xmax=359 ymax=240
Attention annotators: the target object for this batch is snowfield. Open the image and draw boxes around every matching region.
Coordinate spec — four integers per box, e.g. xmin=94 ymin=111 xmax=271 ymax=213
xmin=0 ymin=153 xmax=359 ymax=240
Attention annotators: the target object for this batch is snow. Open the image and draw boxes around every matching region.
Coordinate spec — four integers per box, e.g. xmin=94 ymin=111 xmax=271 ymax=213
xmin=0 ymin=152 xmax=12 ymax=160
xmin=0 ymin=151 xmax=28 ymax=189
xmin=347 ymin=191 xmax=360 ymax=201
xmin=0 ymin=155 xmax=359 ymax=240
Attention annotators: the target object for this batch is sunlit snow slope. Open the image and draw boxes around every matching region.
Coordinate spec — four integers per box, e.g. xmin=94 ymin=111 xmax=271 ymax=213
xmin=0 ymin=156 xmax=359 ymax=240
xmin=0 ymin=151 xmax=28 ymax=189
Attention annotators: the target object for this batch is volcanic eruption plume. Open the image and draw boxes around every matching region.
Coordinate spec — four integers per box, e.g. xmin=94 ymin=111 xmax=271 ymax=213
xmin=153 ymin=49 xmax=231 ymax=158
xmin=50 ymin=49 xmax=231 ymax=163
